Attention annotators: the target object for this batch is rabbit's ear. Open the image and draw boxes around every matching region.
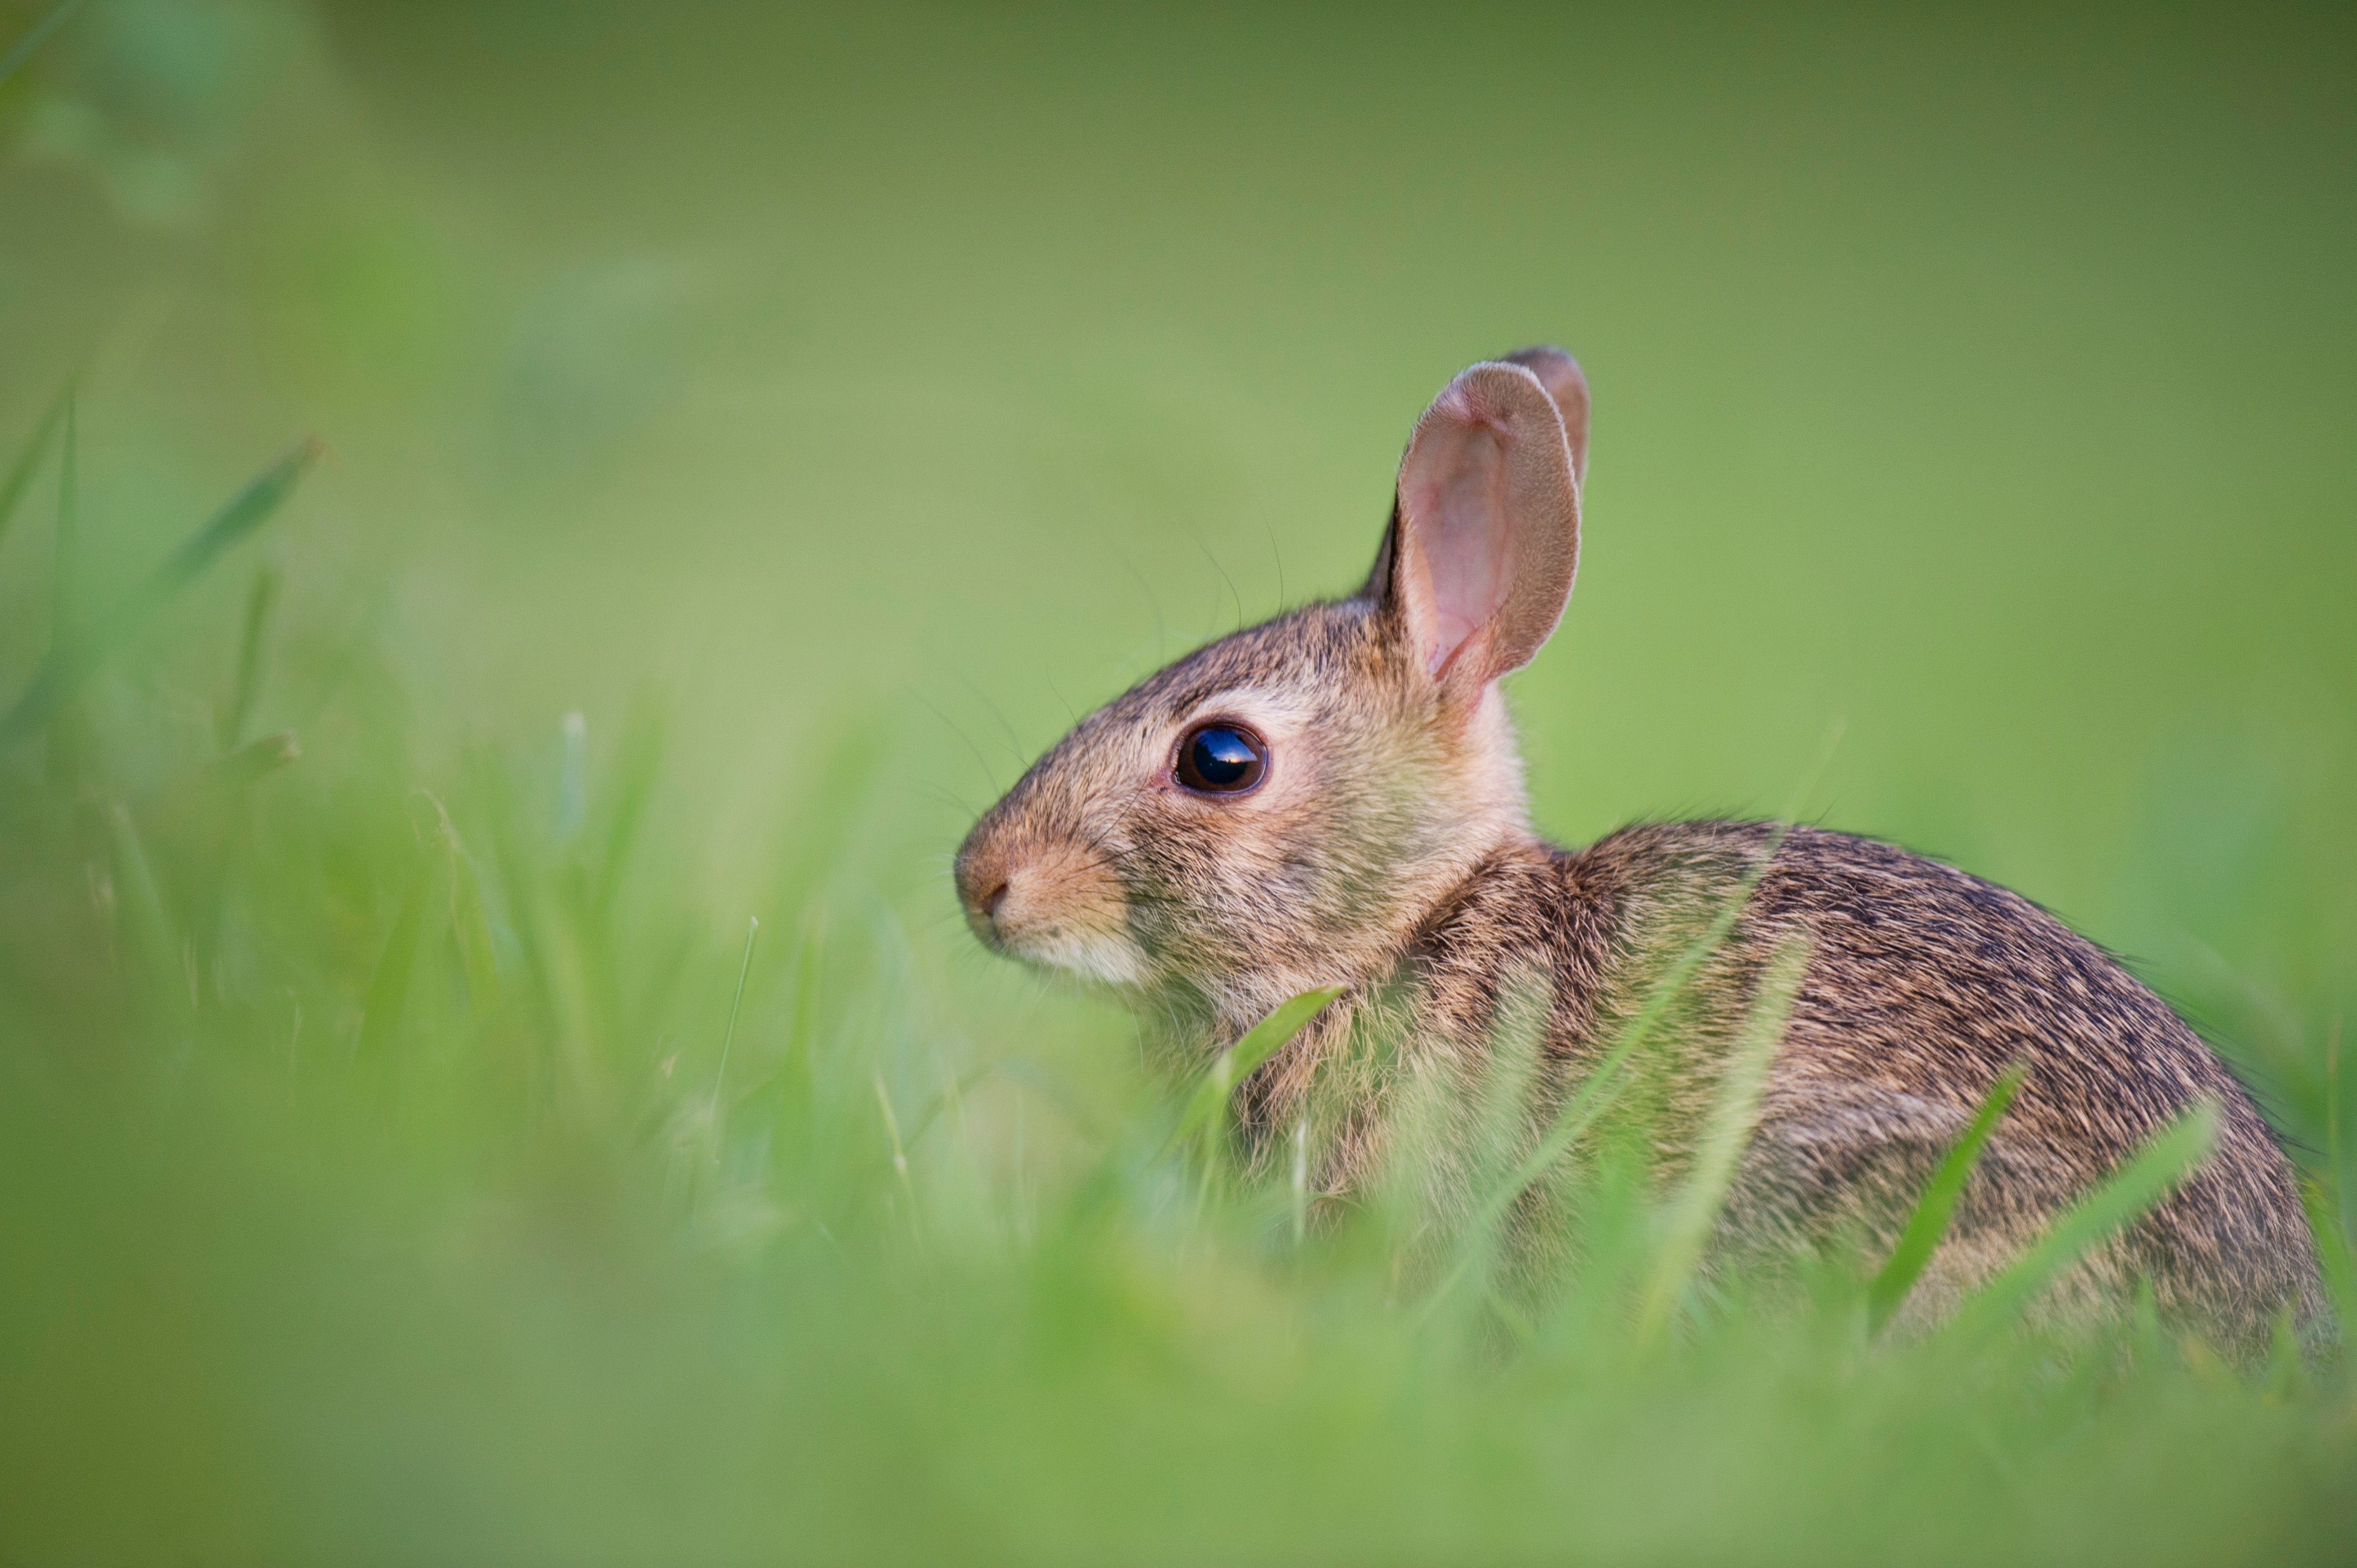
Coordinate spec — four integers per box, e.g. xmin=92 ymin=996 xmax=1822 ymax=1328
xmin=1501 ymin=345 xmax=1588 ymax=489
xmin=1367 ymin=358 xmax=1582 ymax=690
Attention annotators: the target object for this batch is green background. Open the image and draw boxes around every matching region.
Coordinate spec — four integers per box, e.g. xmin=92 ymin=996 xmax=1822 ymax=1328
xmin=2 ymin=2 xmax=2352 ymax=1560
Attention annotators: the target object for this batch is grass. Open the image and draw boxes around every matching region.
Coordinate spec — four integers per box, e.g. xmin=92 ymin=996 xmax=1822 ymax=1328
xmin=0 ymin=404 xmax=2351 ymax=1565
xmin=3 ymin=2 xmax=2353 ymax=1560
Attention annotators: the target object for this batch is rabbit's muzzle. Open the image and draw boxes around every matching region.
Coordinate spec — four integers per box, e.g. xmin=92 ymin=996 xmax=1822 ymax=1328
xmin=955 ymin=822 xmax=1146 ymax=988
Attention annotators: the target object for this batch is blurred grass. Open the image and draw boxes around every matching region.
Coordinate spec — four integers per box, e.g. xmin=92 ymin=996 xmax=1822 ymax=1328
xmin=1 ymin=1 xmax=2353 ymax=1560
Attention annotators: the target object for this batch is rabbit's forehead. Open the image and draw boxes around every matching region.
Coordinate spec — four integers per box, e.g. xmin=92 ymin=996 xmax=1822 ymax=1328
xmin=1080 ymin=684 xmax=1318 ymax=764
xmin=1090 ymin=667 xmax=1345 ymax=760
xmin=1099 ymin=603 xmax=1376 ymax=728
xmin=1172 ymin=682 xmax=1321 ymax=733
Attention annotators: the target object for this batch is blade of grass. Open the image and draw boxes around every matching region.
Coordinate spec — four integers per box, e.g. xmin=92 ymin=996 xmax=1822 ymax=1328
xmin=1458 ymin=827 xmax=1796 ymax=1245
xmin=148 ymin=439 xmax=324 ymax=602
xmin=1425 ymin=723 xmax=1845 ymax=1324
xmin=1417 ymin=1053 xmax=1637 ymax=1328
xmin=874 ymin=1072 xmax=922 ymax=1244
xmin=1290 ymin=1118 xmax=1310 ymax=1248
xmin=2 ymin=437 xmax=322 ymax=747
xmin=1167 ymin=984 xmax=1346 ymax=1157
xmin=105 ymin=801 xmax=179 ymax=1000
xmin=898 ymin=1060 xmax=1008 ymax=1153
xmin=1947 ymin=1097 xmax=2222 ymax=1344
xmin=43 ymin=391 xmax=87 ymax=782
xmin=1866 ymin=1061 xmax=2030 ymax=1336
xmin=1636 ymin=930 xmax=1813 ymax=1343
xmin=554 ymin=710 xmax=588 ymax=843
xmin=0 ymin=384 xmax=69 ymax=551
xmin=419 ymin=791 xmax=501 ymax=1014
xmin=1415 ymin=977 xmax=1558 ymax=1329
xmin=53 ymin=388 xmax=78 ymax=647
xmin=213 ymin=729 xmax=301 ymax=786
xmin=590 ymin=695 xmax=667 ymax=929
xmin=2328 ymin=1012 xmax=2345 ymax=1250
xmin=0 ymin=0 xmax=84 ymax=87
xmin=470 ymin=746 xmax=552 ymax=1027
xmin=357 ymin=848 xmax=434 ymax=1058
xmin=711 ymin=916 xmax=759 ymax=1161
xmin=2296 ymin=1179 xmax=2356 ymax=1349
xmin=217 ymin=564 xmax=280 ymax=752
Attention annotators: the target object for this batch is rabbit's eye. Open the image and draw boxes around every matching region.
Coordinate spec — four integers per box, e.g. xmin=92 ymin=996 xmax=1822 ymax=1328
xmin=1175 ymin=723 xmax=1268 ymax=795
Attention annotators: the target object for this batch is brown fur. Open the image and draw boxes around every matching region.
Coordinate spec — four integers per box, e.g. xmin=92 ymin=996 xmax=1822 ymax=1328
xmin=955 ymin=351 xmax=2323 ymax=1353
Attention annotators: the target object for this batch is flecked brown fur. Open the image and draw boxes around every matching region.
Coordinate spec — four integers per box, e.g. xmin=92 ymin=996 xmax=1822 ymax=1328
xmin=955 ymin=350 xmax=2323 ymax=1353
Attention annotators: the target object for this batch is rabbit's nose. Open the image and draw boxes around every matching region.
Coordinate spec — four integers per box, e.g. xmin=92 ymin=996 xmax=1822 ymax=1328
xmin=954 ymin=835 xmax=1013 ymax=941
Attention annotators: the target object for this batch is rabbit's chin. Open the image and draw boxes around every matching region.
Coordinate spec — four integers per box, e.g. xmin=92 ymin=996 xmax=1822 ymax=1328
xmin=1001 ymin=927 xmax=1155 ymax=995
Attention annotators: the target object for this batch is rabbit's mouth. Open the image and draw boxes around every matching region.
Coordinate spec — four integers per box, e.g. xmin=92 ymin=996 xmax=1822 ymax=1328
xmin=955 ymin=833 xmax=1149 ymax=989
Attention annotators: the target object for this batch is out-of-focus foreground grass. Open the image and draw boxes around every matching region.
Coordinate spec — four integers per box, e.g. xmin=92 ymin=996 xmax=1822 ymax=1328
xmin=2 ymin=3 xmax=2354 ymax=1561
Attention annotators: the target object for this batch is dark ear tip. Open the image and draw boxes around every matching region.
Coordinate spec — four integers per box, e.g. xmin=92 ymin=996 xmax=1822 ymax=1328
xmin=1501 ymin=344 xmax=1586 ymax=395
xmin=1499 ymin=345 xmax=1590 ymax=482
xmin=1502 ymin=343 xmax=1576 ymax=368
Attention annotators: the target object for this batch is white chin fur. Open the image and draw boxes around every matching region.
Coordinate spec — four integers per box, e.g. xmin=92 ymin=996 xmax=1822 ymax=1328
xmin=1017 ymin=929 xmax=1151 ymax=990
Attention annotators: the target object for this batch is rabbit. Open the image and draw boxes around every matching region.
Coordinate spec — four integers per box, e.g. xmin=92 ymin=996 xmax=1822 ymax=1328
xmin=954 ymin=347 xmax=2324 ymax=1352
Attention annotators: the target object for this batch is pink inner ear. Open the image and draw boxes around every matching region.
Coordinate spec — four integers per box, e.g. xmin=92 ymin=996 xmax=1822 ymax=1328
xmin=1401 ymin=412 xmax=1513 ymax=675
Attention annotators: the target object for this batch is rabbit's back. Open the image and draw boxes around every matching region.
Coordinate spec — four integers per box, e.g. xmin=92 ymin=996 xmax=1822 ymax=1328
xmin=1525 ymin=822 xmax=2324 ymax=1345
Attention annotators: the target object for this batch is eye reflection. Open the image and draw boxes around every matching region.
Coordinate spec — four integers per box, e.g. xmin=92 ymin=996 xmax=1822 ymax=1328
xmin=1176 ymin=724 xmax=1268 ymax=794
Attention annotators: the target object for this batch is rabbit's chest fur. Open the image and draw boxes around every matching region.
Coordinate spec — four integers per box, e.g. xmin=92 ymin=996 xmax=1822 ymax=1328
xmin=1242 ymin=820 xmax=2321 ymax=1349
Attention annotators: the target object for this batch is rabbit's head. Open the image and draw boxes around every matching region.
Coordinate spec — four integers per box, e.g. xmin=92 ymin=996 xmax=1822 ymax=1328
xmin=955 ymin=349 xmax=1588 ymax=1031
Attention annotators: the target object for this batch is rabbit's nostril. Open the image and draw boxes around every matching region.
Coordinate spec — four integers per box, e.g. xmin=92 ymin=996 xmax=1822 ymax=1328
xmin=981 ymin=881 xmax=1010 ymax=920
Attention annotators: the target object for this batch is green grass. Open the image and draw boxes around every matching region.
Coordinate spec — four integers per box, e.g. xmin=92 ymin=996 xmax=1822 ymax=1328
xmin=2 ymin=2 xmax=2354 ymax=1561
xmin=0 ymin=399 xmax=2350 ymax=1566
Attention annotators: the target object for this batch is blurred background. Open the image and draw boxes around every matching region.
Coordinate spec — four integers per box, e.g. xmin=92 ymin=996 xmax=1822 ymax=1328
xmin=2 ymin=2 xmax=2352 ymax=1560
xmin=10 ymin=1 xmax=2352 ymax=1010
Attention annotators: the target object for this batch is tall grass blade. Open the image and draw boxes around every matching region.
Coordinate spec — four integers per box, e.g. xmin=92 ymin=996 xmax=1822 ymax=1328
xmin=470 ymin=747 xmax=552 ymax=1021
xmin=42 ymin=391 xmax=89 ymax=781
xmin=214 ymin=729 xmax=301 ymax=785
xmin=1778 ymin=715 xmax=1846 ymax=825
xmin=53 ymin=388 xmax=78 ymax=643
xmin=711 ymin=916 xmax=759 ymax=1161
xmin=1459 ymin=825 xmax=1797 ymax=1252
xmin=1289 ymin=1118 xmax=1309 ymax=1248
xmin=2 ymin=438 xmax=321 ymax=747
xmin=1414 ymin=978 xmax=1561 ymax=1327
xmin=1438 ymin=981 xmax=1557 ymax=1324
xmin=1948 ymin=1097 xmax=2222 ymax=1343
xmin=104 ymin=801 xmax=179 ymax=998
xmin=2296 ymin=1179 xmax=2355 ymax=1349
xmin=420 ymin=792 xmax=501 ymax=1013
xmin=554 ymin=710 xmax=588 ymax=843
xmin=0 ymin=0 xmax=83 ymax=87
xmin=590 ymin=696 xmax=666 ymax=928
xmin=1636 ymin=930 xmax=1812 ymax=1342
xmin=874 ymin=1072 xmax=921 ymax=1243
xmin=1168 ymin=984 xmax=1346 ymax=1156
xmin=1867 ymin=1060 xmax=2030 ymax=1335
xmin=357 ymin=850 xmax=434 ymax=1057
xmin=148 ymin=439 xmax=323 ymax=601
xmin=217 ymin=564 xmax=280 ymax=752
xmin=2328 ymin=1013 xmax=2346 ymax=1250
xmin=0 ymin=384 xmax=69 ymax=550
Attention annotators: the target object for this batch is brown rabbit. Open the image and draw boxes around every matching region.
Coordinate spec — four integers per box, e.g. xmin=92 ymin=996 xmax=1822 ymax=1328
xmin=954 ymin=348 xmax=2323 ymax=1350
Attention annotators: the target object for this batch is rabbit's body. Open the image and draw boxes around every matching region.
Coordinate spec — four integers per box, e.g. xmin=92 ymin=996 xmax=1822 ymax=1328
xmin=957 ymin=348 xmax=2323 ymax=1349
xmin=1248 ymin=813 xmax=2319 ymax=1347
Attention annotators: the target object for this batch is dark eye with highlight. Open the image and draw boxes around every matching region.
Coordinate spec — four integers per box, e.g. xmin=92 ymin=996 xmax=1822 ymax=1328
xmin=1175 ymin=723 xmax=1268 ymax=795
